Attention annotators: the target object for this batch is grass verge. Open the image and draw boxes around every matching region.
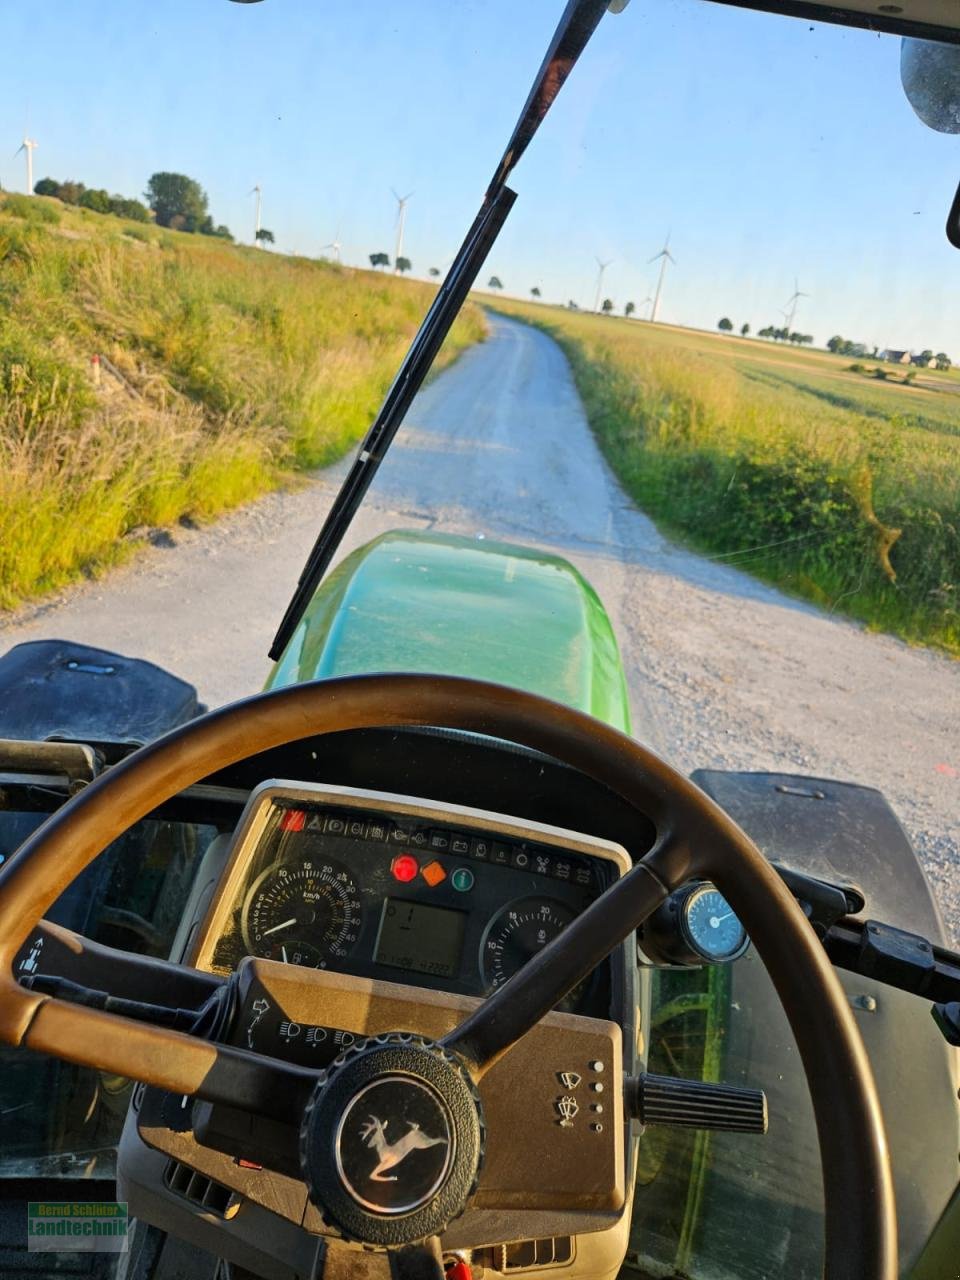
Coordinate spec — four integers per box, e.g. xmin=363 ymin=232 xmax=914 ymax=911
xmin=491 ymin=299 xmax=960 ymax=655
xmin=0 ymin=195 xmax=485 ymax=610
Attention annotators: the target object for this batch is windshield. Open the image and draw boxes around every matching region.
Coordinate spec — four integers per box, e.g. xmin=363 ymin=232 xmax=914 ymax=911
xmin=0 ymin=2 xmax=957 ymax=1277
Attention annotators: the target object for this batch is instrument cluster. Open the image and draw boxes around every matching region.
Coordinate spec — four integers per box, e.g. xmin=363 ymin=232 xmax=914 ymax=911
xmin=197 ymin=784 xmax=628 ymax=1018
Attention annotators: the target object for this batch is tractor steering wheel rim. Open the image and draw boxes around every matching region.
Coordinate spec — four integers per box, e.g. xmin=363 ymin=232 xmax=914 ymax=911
xmin=0 ymin=673 xmax=896 ymax=1278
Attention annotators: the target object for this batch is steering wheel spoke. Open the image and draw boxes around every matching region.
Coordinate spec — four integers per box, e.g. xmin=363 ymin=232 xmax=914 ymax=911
xmin=443 ymin=834 xmax=688 ymax=1077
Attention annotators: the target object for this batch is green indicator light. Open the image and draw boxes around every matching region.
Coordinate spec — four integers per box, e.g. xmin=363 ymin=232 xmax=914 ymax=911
xmin=451 ymin=867 xmax=475 ymax=893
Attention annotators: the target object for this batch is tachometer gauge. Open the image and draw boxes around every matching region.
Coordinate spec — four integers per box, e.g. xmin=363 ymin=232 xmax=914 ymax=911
xmin=481 ymin=898 xmax=586 ymax=1011
xmin=679 ymin=884 xmax=748 ymax=962
xmin=241 ymin=858 xmax=361 ymax=968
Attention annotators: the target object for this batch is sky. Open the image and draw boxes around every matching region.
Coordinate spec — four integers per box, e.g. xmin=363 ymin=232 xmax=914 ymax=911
xmin=0 ymin=0 xmax=957 ymax=353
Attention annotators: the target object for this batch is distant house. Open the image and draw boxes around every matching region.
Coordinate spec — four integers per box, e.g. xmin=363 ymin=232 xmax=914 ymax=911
xmin=911 ymin=354 xmax=938 ymax=368
xmin=882 ymin=349 xmax=911 ymax=364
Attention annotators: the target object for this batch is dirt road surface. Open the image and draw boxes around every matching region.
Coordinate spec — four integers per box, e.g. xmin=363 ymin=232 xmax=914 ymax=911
xmin=3 ymin=314 xmax=957 ymax=939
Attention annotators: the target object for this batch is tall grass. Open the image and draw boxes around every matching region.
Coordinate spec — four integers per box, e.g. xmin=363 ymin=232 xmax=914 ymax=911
xmin=0 ymin=197 xmax=485 ymax=609
xmin=492 ymin=300 xmax=960 ymax=654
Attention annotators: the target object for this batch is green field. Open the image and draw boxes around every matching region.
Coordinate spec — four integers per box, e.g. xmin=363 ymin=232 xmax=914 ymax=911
xmin=0 ymin=193 xmax=484 ymax=610
xmin=492 ymin=298 xmax=960 ymax=654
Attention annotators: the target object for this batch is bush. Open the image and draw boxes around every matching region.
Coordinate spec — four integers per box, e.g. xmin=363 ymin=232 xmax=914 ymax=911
xmin=109 ymin=196 xmax=151 ymax=223
xmin=79 ymin=188 xmax=112 ymax=214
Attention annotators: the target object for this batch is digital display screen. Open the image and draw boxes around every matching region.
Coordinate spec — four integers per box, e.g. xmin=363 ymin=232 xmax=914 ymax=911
xmin=374 ymin=899 xmax=468 ymax=979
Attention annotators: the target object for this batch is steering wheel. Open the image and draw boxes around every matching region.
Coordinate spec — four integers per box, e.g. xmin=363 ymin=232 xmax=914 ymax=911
xmin=0 ymin=674 xmax=896 ymax=1278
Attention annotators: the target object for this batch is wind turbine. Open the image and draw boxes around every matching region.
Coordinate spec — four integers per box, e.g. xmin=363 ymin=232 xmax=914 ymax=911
xmin=648 ymin=235 xmax=675 ymax=323
xmin=783 ymin=277 xmax=809 ymax=333
xmin=593 ymin=257 xmax=613 ymax=313
xmin=15 ymin=136 xmax=38 ymax=195
xmin=249 ymin=184 xmax=263 ymax=246
xmin=321 ymin=229 xmax=343 ymax=263
xmin=391 ymin=189 xmax=413 ymax=270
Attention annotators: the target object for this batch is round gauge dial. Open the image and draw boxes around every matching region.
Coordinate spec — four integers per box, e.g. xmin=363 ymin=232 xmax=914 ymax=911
xmin=680 ymin=884 xmax=748 ymax=962
xmin=481 ymin=897 xmax=586 ymax=1011
xmin=241 ymin=858 xmax=362 ymax=968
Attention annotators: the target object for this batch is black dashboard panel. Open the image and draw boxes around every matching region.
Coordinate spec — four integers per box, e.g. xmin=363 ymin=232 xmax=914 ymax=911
xmin=193 ymin=783 xmax=629 ymax=1024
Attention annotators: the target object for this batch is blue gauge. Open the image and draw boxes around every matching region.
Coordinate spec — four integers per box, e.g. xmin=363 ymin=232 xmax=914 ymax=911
xmin=680 ymin=884 xmax=749 ymax=962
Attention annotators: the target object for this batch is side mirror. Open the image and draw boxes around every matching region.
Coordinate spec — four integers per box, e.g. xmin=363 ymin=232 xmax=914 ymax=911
xmin=901 ymin=39 xmax=960 ymax=133
xmin=900 ymin=38 xmax=960 ymax=247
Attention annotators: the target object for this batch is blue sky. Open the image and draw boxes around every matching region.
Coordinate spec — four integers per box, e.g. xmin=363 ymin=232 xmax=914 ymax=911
xmin=1 ymin=0 xmax=957 ymax=352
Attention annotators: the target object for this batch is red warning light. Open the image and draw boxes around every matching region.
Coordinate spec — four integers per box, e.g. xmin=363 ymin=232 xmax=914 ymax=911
xmin=280 ymin=809 xmax=307 ymax=833
xmin=391 ymin=853 xmax=419 ymax=883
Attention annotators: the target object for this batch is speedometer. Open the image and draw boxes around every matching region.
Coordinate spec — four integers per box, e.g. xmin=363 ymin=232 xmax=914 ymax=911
xmin=241 ymin=857 xmax=362 ymax=968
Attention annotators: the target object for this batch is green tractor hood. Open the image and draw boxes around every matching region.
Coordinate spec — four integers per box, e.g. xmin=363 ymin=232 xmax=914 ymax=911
xmin=267 ymin=530 xmax=631 ymax=733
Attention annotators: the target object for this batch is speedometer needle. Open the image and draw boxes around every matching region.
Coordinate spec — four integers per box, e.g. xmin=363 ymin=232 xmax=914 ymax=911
xmin=262 ymin=917 xmax=297 ymax=936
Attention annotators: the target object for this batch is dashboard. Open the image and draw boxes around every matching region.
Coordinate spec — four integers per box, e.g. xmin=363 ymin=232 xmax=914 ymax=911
xmin=121 ymin=781 xmax=638 ymax=1272
xmin=192 ymin=782 xmax=630 ymax=1033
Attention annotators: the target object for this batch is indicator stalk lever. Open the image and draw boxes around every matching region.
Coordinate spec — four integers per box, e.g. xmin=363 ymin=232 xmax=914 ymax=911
xmin=625 ymin=1072 xmax=768 ymax=1134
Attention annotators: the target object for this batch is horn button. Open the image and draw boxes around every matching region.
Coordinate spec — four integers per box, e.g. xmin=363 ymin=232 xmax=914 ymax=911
xmin=300 ymin=1034 xmax=484 ymax=1245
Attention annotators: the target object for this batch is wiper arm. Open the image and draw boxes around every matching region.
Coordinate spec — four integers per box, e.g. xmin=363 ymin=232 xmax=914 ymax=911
xmin=269 ymin=0 xmax=616 ymax=662
xmin=269 ymin=188 xmax=514 ymax=661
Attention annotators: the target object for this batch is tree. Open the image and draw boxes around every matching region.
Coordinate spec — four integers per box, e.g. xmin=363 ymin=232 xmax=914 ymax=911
xmin=920 ymin=349 xmax=934 ymax=363
xmin=369 ymin=252 xmax=390 ymax=269
xmin=935 ymin=352 xmax=952 ymax=370
xmin=718 ymin=317 xmax=733 ymax=332
xmin=531 ymin=286 xmax=541 ymax=298
xmin=827 ymin=335 xmax=845 ymax=354
xmin=758 ymin=326 xmax=773 ymax=339
xmin=567 ymin=300 xmax=579 ymax=310
xmin=601 ymin=298 xmax=614 ymax=314
xmin=33 ymin=177 xmax=59 ymax=197
xmin=624 ymin=301 xmax=635 ymax=318
xmin=395 ymin=256 xmax=412 ymax=274
xmin=145 ymin=172 xmax=208 ymax=231
xmin=741 ymin=322 xmax=750 ymax=336
xmin=428 ymin=267 xmax=440 ymax=277
xmin=255 ymin=228 xmax=275 ymax=245
xmin=487 ymin=276 xmax=503 ymax=290
xmin=79 ymin=188 xmax=111 ymax=214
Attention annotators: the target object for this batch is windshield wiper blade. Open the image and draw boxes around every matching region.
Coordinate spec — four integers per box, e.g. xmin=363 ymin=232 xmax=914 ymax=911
xmin=269 ymin=0 xmax=615 ymax=662
xmin=269 ymin=188 xmax=514 ymax=661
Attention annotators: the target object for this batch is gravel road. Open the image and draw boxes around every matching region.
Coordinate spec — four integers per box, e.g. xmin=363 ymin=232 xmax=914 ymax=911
xmin=3 ymin=314 xmax=957 ymax=939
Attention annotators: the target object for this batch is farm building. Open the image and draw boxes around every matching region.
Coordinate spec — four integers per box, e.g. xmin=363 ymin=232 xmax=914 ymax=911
xmin=882 ymin=349 xmax=911 ymax=364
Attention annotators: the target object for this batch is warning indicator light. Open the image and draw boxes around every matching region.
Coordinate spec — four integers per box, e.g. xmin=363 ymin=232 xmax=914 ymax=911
xmin=280 ymin=809 xmax=307 ymax=833
xmin=421 ymin=860 xmax=447 ymax=887
xmin=391 ymin=853 xmax=419 ymax=883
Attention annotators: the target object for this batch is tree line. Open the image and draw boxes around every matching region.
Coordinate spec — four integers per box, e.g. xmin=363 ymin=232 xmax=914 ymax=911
xmin=827 ymin=336 xmax=951 ymax=368
xmin=32 ymin=171 xmax=233 ymax=240
xmin=718 ymin=318 xmax=813 ymax=344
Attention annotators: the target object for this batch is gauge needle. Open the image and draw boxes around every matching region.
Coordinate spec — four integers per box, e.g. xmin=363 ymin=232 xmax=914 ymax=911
xmin=710 ymin=913 xmax=735 ymax=928
xmin=262 ymin=918 xmax=297 ymax=936
xmin=281 ymin=946 xmax=288 ymax=964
